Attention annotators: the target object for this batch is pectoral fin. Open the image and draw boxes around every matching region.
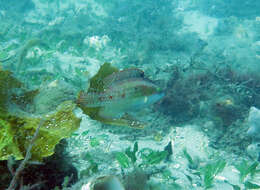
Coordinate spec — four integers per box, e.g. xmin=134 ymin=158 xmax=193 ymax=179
xmin=98 ymin=108 xmax=145 ymax=129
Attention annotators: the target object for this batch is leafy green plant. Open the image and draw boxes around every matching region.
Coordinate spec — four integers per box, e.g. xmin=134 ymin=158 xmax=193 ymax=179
xmin=139 ymin=148 xmax=168 ymax=166
xmin=162 ymin=169 xmax=181 ymax=187
xmin=183 ymin=148 xmax=200 ymax=170
xmin=90 ymin=134 xmax=109 ymax=147
xmin=0 ymin=68 xmax=81 ymax=161
xmin=244 ymin=181 xmax=260 ymax=189
xmin=80 ymin=153 xmax=99 ymax=177
xmin=116 ymin=152 xmax=131 ymax=168
xmin=235 ymin=160 xmax=259 ymax=183
xmin=115 ymin=142 xmax=168 ymax=169
xmin=82 ymin=130 xmax=89 ymax=136
xmin=201 ymin=159 xmax=226 ymax=189
xmin=234 ymin=160 xmax=260 ymax=189
xmin=90 ymin=137 xmax=100 ymax=147
xmin=125 ymin=141 xmax=138 ymax=164
xmin=115 ymin=142 xmax=138 ymax=168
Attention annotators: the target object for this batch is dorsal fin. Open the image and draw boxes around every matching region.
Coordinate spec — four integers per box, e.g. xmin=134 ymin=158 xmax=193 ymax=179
xmin=88 ymin=62 xmax=118 ymax=93
xmin=103 ymin=68 xmax=144 ymax=88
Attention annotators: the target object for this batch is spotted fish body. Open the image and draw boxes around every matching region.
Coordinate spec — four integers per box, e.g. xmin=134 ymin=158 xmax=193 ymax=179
xmin=78 ymin=68 xmax=164 ymax=120
xmin=103 ymin=68 xmax=144 ymax=88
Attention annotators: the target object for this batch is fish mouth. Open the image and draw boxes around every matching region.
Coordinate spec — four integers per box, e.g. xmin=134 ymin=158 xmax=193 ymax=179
xmin=158 ymin=92 xmax=165 ymax=97
xmin=155 ymin=91 xmax=165 ymax=99
xmin=158 ymin=92 xmax=165 ymax=101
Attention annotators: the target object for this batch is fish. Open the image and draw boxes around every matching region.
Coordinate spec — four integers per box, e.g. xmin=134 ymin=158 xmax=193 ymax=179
xmin=77 ymin=66 xmax=164 ymax=122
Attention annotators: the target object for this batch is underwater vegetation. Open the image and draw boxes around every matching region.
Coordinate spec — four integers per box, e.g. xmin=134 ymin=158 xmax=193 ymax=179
xmin=77 ymin=141 xmax=175 ymax=190
xmin=1 ymin=0 xmax=260 ymax=189
xmin=0 ymin=69 xmax=81 ymax=161
xmin=0 ymin=61 xmax=164 ymax=189
xmin=0 ymin=68 xmax=81 ymax=188
xmin=157 ymin=56 xmax=260 ymax=155
xmin=182 ymin=148 xmax=260 ymax=189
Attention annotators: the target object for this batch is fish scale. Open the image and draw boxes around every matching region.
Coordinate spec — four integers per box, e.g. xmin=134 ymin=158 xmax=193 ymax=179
xmin=78 ymin=78 xmax=159 ymax=108
xmin=103 ymin=68 xmax=144 ymax=88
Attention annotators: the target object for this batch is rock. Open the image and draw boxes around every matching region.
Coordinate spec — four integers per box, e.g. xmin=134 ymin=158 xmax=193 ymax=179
xmin=247 ymin=107 xmax=260 ymax=142
xmin=81 ymin=176 xmax=125 ymax=190
xmin=247 ymin=143 xmax=260 ymax=160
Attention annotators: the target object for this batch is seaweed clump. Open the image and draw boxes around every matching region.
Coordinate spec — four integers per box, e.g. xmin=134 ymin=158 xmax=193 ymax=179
xmin=0 ymin=68 xmax=81 ymax=188
xmin=0 ymin=69 xmax=22 ymax=116
xmin=157 ymin=65 xmax=211 ymax=123
xmin=157 ymin=58 xmax=260 ymax=154
xmin=0 ymin=68 xmax=81 ymax=161
xmin=159 ymin=58 xmax=260 ymax=124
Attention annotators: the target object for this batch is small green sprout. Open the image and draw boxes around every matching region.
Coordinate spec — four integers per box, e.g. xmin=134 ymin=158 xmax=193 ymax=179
xmin=201 ymin=159 xmax=226 ymax=189
xmin=80 ymin=153 xmax=98 ymax=177
xmin=235 ymin=160 xmax=259 ymax=183
xmin=183 ymin=148 xmax=200 ymax=170
xmin=139 ymin=148 xmax=168 ymax=165
xmin=90 ymin=137 xmax=100 ymax=147
xmin=161 ymin=170 xmax=182 ymax=189
xmin=115 ymin=152 xmax=130 ymax=168
xmin=81 ymin=130 xmax=89 ymax=136
xmin=71 ymin=133 xmax=79 ymax=136
xmin=125 ymin=141 xmax=138 ymax=164
xmin=244 ymin=181 xmax=260 ymax=189
xmin=230 ymin=184 xmax=240 ymax=190
xmin=234 ymin=160 xmax=260 ymax=189
xmin=115 ymin=142 xmax=168 ymax=169
xmin=115 ymin=142 xmax=138 ymax=168
xmin=62 ymin=176 xmax=70 ymax=188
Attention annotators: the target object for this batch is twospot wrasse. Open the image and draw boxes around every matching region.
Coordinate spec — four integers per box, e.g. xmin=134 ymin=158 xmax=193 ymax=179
xmin=77 ymin=65 xmax=164 ymax=127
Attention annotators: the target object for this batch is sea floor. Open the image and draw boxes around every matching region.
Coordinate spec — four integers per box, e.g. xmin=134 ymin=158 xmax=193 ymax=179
xmin=1 ymin=0 xmax=260 ymax=189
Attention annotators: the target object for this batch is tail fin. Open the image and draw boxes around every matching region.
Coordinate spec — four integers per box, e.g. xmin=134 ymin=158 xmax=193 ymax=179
xmin=76 ymin=91 xmax=85 ymax=105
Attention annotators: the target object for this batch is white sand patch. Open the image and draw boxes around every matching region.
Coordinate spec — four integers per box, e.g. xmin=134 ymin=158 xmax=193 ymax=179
xmin=172 ymin=125 xmax=210 ymax=160
xmin=54 ymin=52 xmax=101 ymax=77
xmin=182 ymin=11 xmax=218 ymax=40
xmin=217 ymin=166 xmax=240 ymax=187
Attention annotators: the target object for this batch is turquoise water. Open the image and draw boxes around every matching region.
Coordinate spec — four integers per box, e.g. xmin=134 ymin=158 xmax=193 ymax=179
xmin=1 ymin=0 xmax=260 ymax=189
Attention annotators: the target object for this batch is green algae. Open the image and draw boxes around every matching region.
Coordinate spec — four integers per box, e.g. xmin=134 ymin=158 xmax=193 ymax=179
xmin=0 ymin=119 xmax=23 ymax=160
xmin=0 ymin=69 xmax=21 ymax=117
xmin=0 ymin=102 xmax=81 ymax=161
xmin=88 ymin=62 xmax=118 ymax=93
xmin=0 ymin=68 xmax=81 ymax=161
